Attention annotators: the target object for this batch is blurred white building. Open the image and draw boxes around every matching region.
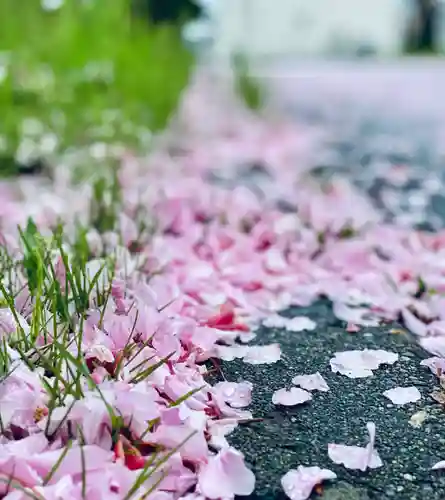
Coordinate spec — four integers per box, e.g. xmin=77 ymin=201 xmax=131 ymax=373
xmin=201 ymin=0 xmax=410 ymax=61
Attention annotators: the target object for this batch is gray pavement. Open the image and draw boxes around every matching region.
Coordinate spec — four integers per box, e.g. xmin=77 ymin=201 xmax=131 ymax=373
xmin=221 ymin=64 xmax=445 ymax=499
xmin=225 ymin=301 xmax=445 ymax=499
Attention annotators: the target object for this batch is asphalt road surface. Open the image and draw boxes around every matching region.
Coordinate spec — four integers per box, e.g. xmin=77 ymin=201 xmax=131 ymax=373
xmin=222 ymin=60 xmax=445 ymax=500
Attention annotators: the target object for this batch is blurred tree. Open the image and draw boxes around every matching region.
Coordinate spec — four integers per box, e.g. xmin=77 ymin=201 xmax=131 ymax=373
xmin=419 ymin=0 xmax=437 ymax=50
xmin=405 ymin=0 xmax=438 ymax=52
xmin=132 ymin=0 xmax=202 ymax=25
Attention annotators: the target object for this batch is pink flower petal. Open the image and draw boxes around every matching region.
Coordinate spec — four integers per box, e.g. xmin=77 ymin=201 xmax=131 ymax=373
xmin=420 ymin=336 xmax=445 ymax=358
xmin=328 ymin=422 xmax=383 ymax=471
xmin=383 ymin=386 xmax=421 ymax=405
xmin=215 ymin=344 xmax=248 ymax=361
xmin=281 ymin=466 xmax=337 ymax=500
xmin=243 ymin=343 xmax=281 ymax=365
xmin=263 ymin=315 xmax=316 ymax=332
xmin=330 ymin=349 xmax=398 ymax=378
xmin=420 ymin=357 xmax=445 ymax=376
xmin=198 ymin=447 xmax=255 ymax=499
xmin=346 ymin=322 xmax=361 ymax=333
xmin=401 ymin=308 xmax=428 ymax=337
xmin=292 ymin=372 xmax=329 ymax=392
xmin=333 ymin=302 xmax=380 ymax=327
xmin=272 ymin=387 xmax=312 ymax=406
xmin=212 ymin=381 xmax=253 ymax=409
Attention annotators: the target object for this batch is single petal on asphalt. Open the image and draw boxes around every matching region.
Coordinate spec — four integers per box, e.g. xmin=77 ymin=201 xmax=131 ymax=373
xmin=330 ymin=349 xmax=398 ymax=378
xmin=285 ymin=317 xmax=316 ymax=332
xmin=263 ymin=315 xmax=316 ymax=332
xmin=215 ymin=344 xmax=248 ymax=361
xmin=383 ymin=386 xmax=421 ymax=405
xmin=272 ymin=387 xmax=312 ymax=406
xmin=420 ymin=357 xmax=445 ymax=376
xmin=243 ymin=343 xmax=281 ymax=364
xmin=432 ymin=461 xmax=445 ymax=470
xmin=263 ymin=315 xmax=287 ymax=328
xmin=292 ymin=372 xmax=330 ymax=392
xmin=328 ymin=422 xmax=383 ymax=471
xmin=420 ymin=336 xmax=445 ymax=358
xmin=281 ymin=466 xmax=337 ymax=500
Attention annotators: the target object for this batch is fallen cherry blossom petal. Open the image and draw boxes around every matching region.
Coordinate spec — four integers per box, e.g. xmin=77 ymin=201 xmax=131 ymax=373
xmin=420 ymin=337 xmax=445 ymax=358
xmin=292 ymin=372 xmax=330 ymax=392
xmin=346 ymin=322 xmax=360 ymax=333
xmin=212 ymin=381 xmax=253 ymax=409
xmin=198 ymin=447 xmax=255 ymax=499
xmin=420 ymin=357 xmax=445 ymax=377
xmin=401 ymin=308 xmax=428 ymax=337
xmin=332 ymin=302 xmax=380 ymax=327
xmin=215 ymin=344 xmax=248 ymax=361
xmin=383 ymin=386 xmax=421 ymax=405
xmin=263 ymin=315 xmax=316 ymax=332
xmin=432 ymin=461 xmax=445 ymax=471
xmin=330 ymin=349 xmax=398 ymax=378
xmin=281 ymin=466 xmax=337 ymax=500
xmin=272 ymin=387 xmax=312 ymax=406
xmin=5 ymin=69 xmax=445 ymax=500
xmin=285 ymin=317 xmax=317 ymax=332
xmin=328 ymin=422 xmax=383 ymax=471
xmin=243 ymin=343 xmax=282 ymax=365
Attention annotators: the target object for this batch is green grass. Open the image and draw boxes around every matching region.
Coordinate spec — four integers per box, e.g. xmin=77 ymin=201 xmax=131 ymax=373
xmin=0 ymin=167 xmax=199 ymax=497
xmin=232 ymin=53 xmax=264 ymax=112
xmin=0 ymin=0 xmax=194 ymax=171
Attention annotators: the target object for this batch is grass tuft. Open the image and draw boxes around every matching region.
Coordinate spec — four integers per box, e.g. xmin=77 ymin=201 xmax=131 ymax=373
xmin=0 ymin=0 xmax=194 ymax=166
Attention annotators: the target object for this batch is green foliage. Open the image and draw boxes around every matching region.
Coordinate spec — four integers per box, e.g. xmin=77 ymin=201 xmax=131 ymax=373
xmin=0 ymin=0 xmax=194 ymax=156
xmin=232 ymin=53 xmax=264 ymax=112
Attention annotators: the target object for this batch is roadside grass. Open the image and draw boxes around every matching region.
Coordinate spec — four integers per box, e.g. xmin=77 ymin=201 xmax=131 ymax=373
xmin=0 ymin=0 xmax=194 ymax=176
xmin=232 ymin=53 xmax=265 ymax=112
xmin=0 ymin=168 xmax=200 ymax=497
xmin=0 ymin=2 xmax=199 ymax=492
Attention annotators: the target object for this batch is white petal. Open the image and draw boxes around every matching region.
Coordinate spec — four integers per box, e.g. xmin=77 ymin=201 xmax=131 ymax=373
xmin=333 ymin=302 xmax=380 ymax=326
xmin=328 ymin=444 xmax=367 ymax=471
xmin=281 ymin=466 xmax=337 ymax=500
xmin=365 ymin=422 xmax=380 ymax=470
xmin=370 ymin=350 xmax=399 ymax=366
xmin=421 ymin=337 xmax=445 ymax=357
xmin=215 ymin=345 xmax=248 ymax=361
xmin=272 ymin=387 xmax=312 ymax=406
xmin=383 ymin=386 xmax=421 ymax=405
xmin=328 ymin=422 xmax=383 ymax=471
xmin=330 ymin=349 xmax=398 ymax=378
xmin=420 ymin=357 xmax=445 ymax=376
xmin=263 ymin=315 xmax=287 ymax=328
xmin=328 ymin=444 xmax=382 ymax=472
xmin=243 ymin=344 xmax=281 ymax=365
xmin=292 ymin=372 xmax=329 ymax=392
xmin=401 ymin=308 xmax=427 ymax=337
xmin=432 ymin=460 xmax=445 ymax=470
xmin=285 ymin=317 xmax=317 ymax=332
xmin=263 ymin=315 xmax=316 ymax=332
xmin=198 ymin=447 xmax=255 ymax=498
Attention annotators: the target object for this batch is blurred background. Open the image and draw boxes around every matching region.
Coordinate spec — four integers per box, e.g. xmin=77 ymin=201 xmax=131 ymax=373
xmin=0 ymin=0 xmax=443 ymax=177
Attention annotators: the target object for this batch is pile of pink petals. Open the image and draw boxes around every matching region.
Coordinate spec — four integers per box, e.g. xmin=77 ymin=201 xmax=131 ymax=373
xmin=1 ymin=71 xmax=445 ymax=499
